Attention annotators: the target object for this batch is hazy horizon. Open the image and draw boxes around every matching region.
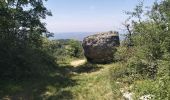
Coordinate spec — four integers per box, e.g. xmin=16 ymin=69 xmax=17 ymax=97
xmin=50 ymin=31 xmax=125 ymax=41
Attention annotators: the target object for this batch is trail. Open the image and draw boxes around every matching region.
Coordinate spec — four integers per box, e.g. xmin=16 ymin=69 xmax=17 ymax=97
xmin=2 ymin=59 xmax=123 ymax=100
xmin=67 ymin=59 xmax=114 ymax=100
xmin=70 ymin=59 xmax=86 ymax=67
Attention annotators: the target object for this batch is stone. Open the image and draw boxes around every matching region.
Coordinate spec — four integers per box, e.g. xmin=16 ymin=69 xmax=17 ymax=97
xmin=82 ymin=31 xmax=120 ymax=63
xmin=139 ymin=94 xmax=155 ymax=100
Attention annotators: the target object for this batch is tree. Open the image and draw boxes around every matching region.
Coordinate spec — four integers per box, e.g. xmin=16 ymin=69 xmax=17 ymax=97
xmin=115 ymin=1 xmax=170 ymax=99
xmin=0 ymin=0 xmax=53 ymax=79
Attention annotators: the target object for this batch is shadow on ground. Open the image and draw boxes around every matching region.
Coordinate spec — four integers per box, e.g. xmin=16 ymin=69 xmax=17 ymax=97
xmin=0 ymin=62 xmax=102 ymax=100
xmin=72 ymin=63 xmax=103 ymax=73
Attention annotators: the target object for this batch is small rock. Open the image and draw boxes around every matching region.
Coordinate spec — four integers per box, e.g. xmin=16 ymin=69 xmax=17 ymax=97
xmin=139 ymin=94 xmax=155 ymax=100
xmin=115 ymin=81 xmax=121 ymax=84
xmin=123 ymin=92 xmax=134 ymax=100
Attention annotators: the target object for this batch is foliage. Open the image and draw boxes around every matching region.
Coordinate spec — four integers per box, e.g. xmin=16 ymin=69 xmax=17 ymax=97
xmin=46 ymin=39 xmax=84 ymax=64
xmin=115 ymin=46 xmax=135 ymax=62
xmin=0 ymin=0 xmax=170 ymax=99
xmin=114 ymin=0 xmax=170 ymax=99
xmin=0 ymin=0 xmax=54 ymax=79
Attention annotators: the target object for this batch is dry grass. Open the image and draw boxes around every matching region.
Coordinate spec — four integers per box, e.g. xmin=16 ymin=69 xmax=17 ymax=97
xmin=63 ymin=63 xmax=115 ymax=100
xmin=0 ymin=59 xmax=124 ymax=100
xmin=70 ymin=59 xmax=86 ymax=67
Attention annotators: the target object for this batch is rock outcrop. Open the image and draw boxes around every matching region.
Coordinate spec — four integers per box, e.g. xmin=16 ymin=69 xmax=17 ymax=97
xmin=82 ymin=31 xmax=120 ymax=63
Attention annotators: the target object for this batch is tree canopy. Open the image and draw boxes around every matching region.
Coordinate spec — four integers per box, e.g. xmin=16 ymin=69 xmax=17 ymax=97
xmin=0 ymin=0 xmax=53 ymax=79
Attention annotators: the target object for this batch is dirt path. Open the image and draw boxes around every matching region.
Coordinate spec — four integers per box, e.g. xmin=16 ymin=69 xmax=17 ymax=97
xmin=70 ymin=59 xmax=86 ymax=67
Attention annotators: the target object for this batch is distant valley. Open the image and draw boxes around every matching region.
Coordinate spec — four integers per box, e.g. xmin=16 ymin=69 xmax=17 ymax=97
xmin=50 ymin=32 xmax=125 ymax=41
xmin=50 ymin=32 xmax=96 ymax=41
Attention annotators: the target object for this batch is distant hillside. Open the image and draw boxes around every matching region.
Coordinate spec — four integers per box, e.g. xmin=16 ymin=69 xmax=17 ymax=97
xmin=50 ymin=32 xmax=125 ymax=41
xmin=50 ymin=32 xmax=96 ymax=41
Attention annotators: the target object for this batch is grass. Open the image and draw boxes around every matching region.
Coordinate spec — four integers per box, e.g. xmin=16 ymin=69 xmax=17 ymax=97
xmin=3 ymin=59 xmax=163 ymax=100
xmin=0 ymin=59 xmax=125 ymax=100
xmin=67 ymin=63 xmax=114 ymax=100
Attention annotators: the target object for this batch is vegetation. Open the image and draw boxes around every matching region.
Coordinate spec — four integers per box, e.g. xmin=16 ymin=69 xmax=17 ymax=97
xmin=0 ymin=0 xmax=170 ymax=100
xmin=0 ymin=0 xmax=55 ymax=79
xmin=46 ymin=39 xmax=84 ymax=64
xmin=112 ymin=0 xmax=170 ymax=99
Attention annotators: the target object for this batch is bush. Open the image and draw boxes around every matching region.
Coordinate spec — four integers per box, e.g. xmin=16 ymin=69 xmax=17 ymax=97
xmin=133 ymin=78 xmax=170 ymax=100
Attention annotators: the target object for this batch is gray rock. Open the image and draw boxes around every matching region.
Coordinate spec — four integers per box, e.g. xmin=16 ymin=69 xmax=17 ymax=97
xmin=82 ymin=31 xmax=120 ymax=63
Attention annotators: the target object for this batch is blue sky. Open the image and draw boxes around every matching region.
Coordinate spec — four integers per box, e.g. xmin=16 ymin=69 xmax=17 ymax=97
xmin=44 ymin=0 xmax=156 ymax=33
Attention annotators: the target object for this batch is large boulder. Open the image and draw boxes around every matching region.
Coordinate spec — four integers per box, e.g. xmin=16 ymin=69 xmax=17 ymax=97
xmin=82 ymin=31 xmax=120 ymax=63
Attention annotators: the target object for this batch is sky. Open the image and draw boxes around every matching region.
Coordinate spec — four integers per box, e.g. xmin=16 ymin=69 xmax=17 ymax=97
xmin=44 ymin=0 xmax=157 ymax=33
